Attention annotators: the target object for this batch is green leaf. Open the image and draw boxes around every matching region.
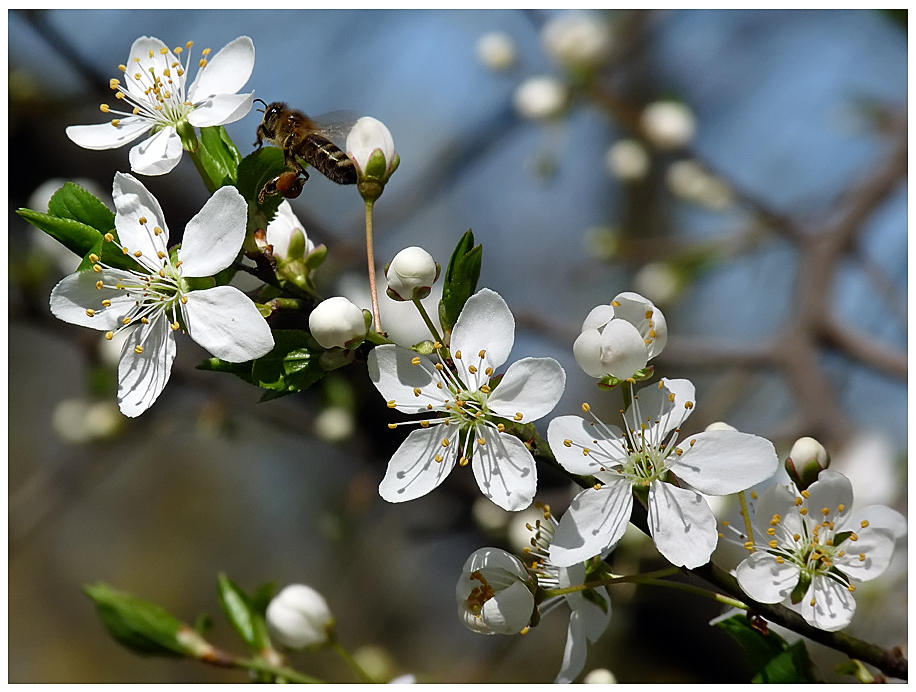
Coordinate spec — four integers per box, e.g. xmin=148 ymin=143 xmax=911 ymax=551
xmin=217 ymin=573 xmax=273 ymax=651
xmin=84 ymin=583 xmax=188 ymax=658
xmin=251 ymin=330 xmax=325 ymax=395
xmin=47 ymin=181 xmax=116 ymax=234
xmin=198 ymin=125 xmax=243 ymax=188
xmin=197 ymin=356 xmax=256 ymax=385
xmin=17 ymin=208 xmax=103 ymax=260
xmin=714 ymin=613 xmax=817 ymax=683
xmin=438 ymin=230 xmax=482 ymax=333
xmin=237 ymin=147 xmax=289 ymax=222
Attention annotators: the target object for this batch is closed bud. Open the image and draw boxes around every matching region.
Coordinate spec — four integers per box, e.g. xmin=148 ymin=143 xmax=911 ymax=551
xmin=309 ymin=297 xmax=369 ymax=349
xmin=264 ymin=202 xmax=320 ymax=288
xmin=457 ymin=548 xmax=536 ymax=636
xmin=641 ymin=100 xmax=696 ymax=151
xmin=541 ymin=12 xmax=613 ymax=71
xmin=386 ymin=246 xmax=440 ymax=301
xmin=346 ymin=117 xmax=399 ymax=201
xmin=513 ymin=76 xmax=568 ymax=121
xmin=266 ymin=584 xmax=335 ymax=650
xmin=785 ymin=436 xmax=830 ymax=491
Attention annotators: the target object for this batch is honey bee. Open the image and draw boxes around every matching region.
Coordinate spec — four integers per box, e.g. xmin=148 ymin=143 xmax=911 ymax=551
xmin=253 ymin=99 xmax=357 ymax=202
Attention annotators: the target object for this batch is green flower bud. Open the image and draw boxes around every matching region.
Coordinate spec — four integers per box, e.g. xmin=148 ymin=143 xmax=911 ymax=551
xmin=785 ymin=436 xmax=830 ymax=491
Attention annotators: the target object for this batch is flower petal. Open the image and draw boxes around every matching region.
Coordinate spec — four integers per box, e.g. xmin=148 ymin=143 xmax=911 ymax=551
xmin=177 ymin=186 xmax=247 ymax=277
xmin=592 ymin=319 xmax=647 ymax=379
xmin=801 ymin=575 xmax=855 ymax=632
xmin=182 ymin=285 xmax=274 ymax=362
xmin=834 ymin=525 xmax=895 ymax=582
xmin=625 ymin=378 xmax=695 ymax=445
xmin=187 ymin=36 xmax=255 ymax=100
xmin=187 ymin=92 xmax=254 ymax=127
xmin=128 ymin=126 xmax=183 ymax=176
xmin=754 ymin=483 xmax=805 ymax=537
xmin=124 ymin=37 xmax=176 ymax=101
xmin=554 ymin=609 xmax=588 ymax=683
xmin=462 ymin=546 xmax=529 ymax=580
xmin=450 ymin=289 xmax=514 ymax=388
xmin=612 ymin=291 xmax=667 ymax=358
xmin=379 ymin=425 xmax=458 ymax=502
xmin=547 ymin=415 xmax=627 ymax=476
xmin=471 ymin=427 xmax=536 ymax=511
xmin=487 ymin=357 xmax=565 ymax=423
xmin=461 ymin=580 xmax=533 ymax=636
xmin=117 ymin=313 xmax=176 ymax=417
xmin=647 ymin=480 xmax=717 ymax=568
xmin=367 ymin=344 xmax=444 ymax=414
xmin=804 ymin=470 xmax=854 ymax=531
xmin=113 ymin=172 xmax=169 ymax=262
xmin=560 ymin=565 xmax=612 ymax=642
xmin=671 ymin=430 xmax=778 ymax=495
xmin=50 ymin=270 xmax=136 ymax=330
xmin=66 ymin=117 xmax=152 ymax=151
xmin=735 ymin=550 xmax=800 ymax=603
xmin=580 ymin=304 xmax=614 ymax=332
xmin=549 ymin=480 xmax=632 ymax=567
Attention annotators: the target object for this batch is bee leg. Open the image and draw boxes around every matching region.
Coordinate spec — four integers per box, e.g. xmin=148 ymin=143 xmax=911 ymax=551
xmin=257 ymin=169 xmax=310 ymax=205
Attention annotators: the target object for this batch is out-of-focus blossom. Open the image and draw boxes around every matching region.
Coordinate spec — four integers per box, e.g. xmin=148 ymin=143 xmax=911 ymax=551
xmin=513 ymin=76 xmax=569 ymax=121
xmin=666 ymin=159 xmax=734 ymax=210
xmin=641 ymin=100 xmax=696 ymax=151
xmin=477 ymin=32 xmax=517 ymax=71
xmin=542 ymin=12 xmax=613 ymax=70
xmin=52 ymin=398 xmax=124 ymax=443
xmin=605 ymin=139 xmax=650 ymax=182
xmin=266 ymin=584 xmax=334 ymax=649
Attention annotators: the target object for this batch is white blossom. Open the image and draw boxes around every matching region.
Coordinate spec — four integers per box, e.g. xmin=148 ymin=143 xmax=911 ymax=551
xmin=542 ymin=12 xmax=613 ymax=70
xmin=573 ymin=292 xmax=667 ymax=380
xmin=265 ymin=201 xmax=315 ymax=262
xmin=368 ymin=289 xmax=566 ymax=511
xmin=66 ymin=36 xmax=255 ymax=176
xmin=605 ymin=139 xmax=650 ymax=182
xmin=385 ymin=246 xmax=439 ymax=301
xmin=477 ymin=32 xmax=517 ymax=71
xmin=346 ymin=117 xmax=398 ymax=183
xmin=735 ymin=471 xmax=899 ymax=632
xmin=266 ymin=584 xmax=334 ymax=649
xmin=548 ymin=379 xmax=778 ymax=568
xmin=641 ymin=100 xmax=696 ymax=151
xmin=513 ymin=76 xmax=569 ymax=121
xmin=308 ymin=296 xmax=367 ymax=349
xmin=456 ymin=547 xmax=535 ymax=635
xmin=49 ymin=173 xmax=273 ymax=417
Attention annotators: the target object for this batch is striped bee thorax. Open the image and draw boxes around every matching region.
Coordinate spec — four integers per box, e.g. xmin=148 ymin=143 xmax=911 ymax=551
xmin=299 ymin=134 xmax=358 ymax=185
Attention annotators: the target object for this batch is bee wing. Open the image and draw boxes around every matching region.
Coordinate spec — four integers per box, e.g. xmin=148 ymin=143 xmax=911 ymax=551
xmin=311 ymin=110 xmax=361 ymax=148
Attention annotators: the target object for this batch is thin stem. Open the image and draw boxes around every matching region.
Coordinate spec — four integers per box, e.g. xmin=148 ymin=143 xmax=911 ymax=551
xmin=738 ymin=490 xmax=755 ymax=548
xmin=541 ymin=567 xmax=680 ymax=598
xmin=413 ymin=298 xmax=443 ymax=343
xmin=638 ymin=578 xmax=749 ymax=611
xmin=621 ymin=381 xmax=633 ymax=412
xmin=210 ymin=654 xmax=323 ymax=683
xmin=187 ymin=147 xmax=218 ymax=195
xmin=364 ymin=199 xmax=382 ymax=333
xmin=332 ymin=641 xmax=378 ymax=684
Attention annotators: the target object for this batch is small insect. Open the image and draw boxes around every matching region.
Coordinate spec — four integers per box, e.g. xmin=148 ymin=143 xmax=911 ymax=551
xmin=253 ymin=99 xmax=358 ymax=202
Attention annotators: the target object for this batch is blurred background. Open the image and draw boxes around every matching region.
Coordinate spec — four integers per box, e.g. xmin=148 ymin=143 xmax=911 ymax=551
xmin=8 ymin=8 xmax=907 ymax=683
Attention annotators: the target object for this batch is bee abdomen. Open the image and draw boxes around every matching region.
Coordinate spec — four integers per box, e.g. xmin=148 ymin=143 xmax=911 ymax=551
xmin=301 ymin=135 xmax=357 ymax=185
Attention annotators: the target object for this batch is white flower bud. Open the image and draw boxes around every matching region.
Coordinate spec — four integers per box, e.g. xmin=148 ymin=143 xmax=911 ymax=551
xmin=346 ymin=117 xmax=398 ymax=185
xmin=641 ymin=101 xmax=696 ymax=150
xmin=266 ymin=584 xmax=334 ymax=650
xmin=542 ymin=12 xmax=613 ymax=70
xmin=785 ymin=436 xmax=831 ymax=491
xmin=632 ymin=261 xmax=681 ymax=306
xmin=513 ymin=76 xmax=568 ymax=121
xmin=313 ymin=406 xmax=355 ymax=443
xmin=266 ymin=201 xmax=314 ymax=262
xmin=477 ymin=32 xmax=517 ymax=71
xmin=309 ymin=296 xmax=368 ymax=349
xmin=457 ymin=548 xmax=534 ymax=635
xmin=605 ymin=138 xmax=650 ymax=182
xmin=386 ymin=246 xmax=440 ymax=301
xmin=52 ymin=398 xmax=124 ymax=444
xmin=705 ymin=421 xmax=737 ymax=433
xmin=583 ymin=668 xmax=618 ymax=684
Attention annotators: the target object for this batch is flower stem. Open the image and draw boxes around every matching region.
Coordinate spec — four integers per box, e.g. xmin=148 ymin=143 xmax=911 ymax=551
xmin=364 ymin=199 xmax=382 ymax=333
xmin=738 ymin=490 xmax=755 ymax=548
xmin=541 ymin=567 xmax=681 ymax=598
xmin=231 ymin=656 xmax=324 ymax=684
xmin=331 ymin=641 xmax=378 ymax=684
xmin=621 ymin=381 xmax=633 ymax=412
xmin=413 ymin=298 xmax=443 ymax=343
xmin=187 ymin=146 xmax=218 ymax=195
xmin=638 ymin=578 xmax=749 ymax=611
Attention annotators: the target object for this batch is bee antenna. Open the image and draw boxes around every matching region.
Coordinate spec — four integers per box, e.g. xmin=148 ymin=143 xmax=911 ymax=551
xmin=253 ymin=98 xmax=267 ymax=113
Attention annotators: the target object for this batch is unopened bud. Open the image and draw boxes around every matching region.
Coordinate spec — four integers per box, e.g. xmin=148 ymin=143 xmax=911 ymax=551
xmin=346 ymin=117 xmax=399 ymax=201
xmin=541 ymin=12 xmax=613 ymax=71
xmin=266 ymin=584 xmax=335 ymax=650
xmin=785 ymin=436 xmax=830 ymax=491
xmin=641 ymin=100 xmax=696 ymax=151
xmin=513 ymin=76 xmax=568 ymax=121
xmin=309 ymin=296 xmax=369 ymax=349
xmin=386 ymin=246 xmax=440 ymax=301
xmin=477 ymin=32 xmax=517 ymax=71
xmin=457 ymin=548 xmax=535 ymax=636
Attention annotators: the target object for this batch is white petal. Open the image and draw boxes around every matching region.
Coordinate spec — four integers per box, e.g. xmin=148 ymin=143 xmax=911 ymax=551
xmin=177 ymin=186 xmax=247 ymax=277
xmin=125 ymin=37 xmax=176 ymax=101
xmin=571 ymin=329 xmax=609 ymax=378
xmin=671 ymin=430 xmax=778 ymax=495
xmin=187 ymin=92 xmax=254 ymax=127
xmin=834 ymin=526 xmax=895 ymax=581
xmin=379 ymin=426 xmax=458 ymax=503
xmin=755 ymin=483 xmax=805 ymax=537
xmin=801 ymin=576 xmax=855 ymax=632
xmin=575 ymin=320 xmax=648 ymax=380
xmin=128 ymin=127 xmax=183 ymax=176
xmin=611 ymin=291 xmax=667 ymax=358
xmin=735 ymin=550 xmax=800 ymax=603
xmin=113 ymin=172 xmax=170 ymax=257
xmin=647 ymin=480 xmax=717 ymax=568
xmin=462 ymin=546 xmax=529 ymax=579
xmin=486 ymin=357 xmax=565 ymax=423
xmin=461 ymin=580 xmax=533 ymax=635
xmin=182 ymin=285 xmax=274 ymax=362
xmin=805 ymin=470 xmax=854 ymax=530
xmin=554 ymin=610 xmax=588 ymax=683
xmin=580 ymin=304 xmax=614 ymax=332
xmin=560 ymin=565 xmax=612 ymax=642
xmin=117 ymin=314 xmax=176 ymax=417
xmin=187 ymin=36 xmax=255 ymax=100
xmin=547 ymin=415 xmax=627 ymax=476
xmin=450 ymin=289 xmax=514 ymax=387
xmin=345 ymin=116 xmax=396 ymax=171
xmin=266 ymin=201 xmax=313 ymax=259
xmin=549 ymin=480 xmax=632 ymax=567
xmin=626 ymin=378 xmax=695 ymax=444
xmin=471 ymin=427 xmax=536 ymax=511
xmin=66 ymin=117 xmax=152 ymax=151
xmin=50 ymin=270 xmax=135 ymax=330
xmin=367 ymin=345 xmax=445 ymax=414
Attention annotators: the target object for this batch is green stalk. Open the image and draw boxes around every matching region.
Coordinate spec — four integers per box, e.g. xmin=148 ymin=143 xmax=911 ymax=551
xmin=413 ymin=298 xmax=443 ymax=344
xmin=332 ymin=641 xmax=378 ymax=684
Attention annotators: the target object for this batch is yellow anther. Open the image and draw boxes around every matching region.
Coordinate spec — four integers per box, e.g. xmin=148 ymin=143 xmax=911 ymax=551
xmin=149 ymin=49 xmax=155 ymax=58
xmin=92 ymin=264 xmax=103 ymax=273
xmin=100 ymin=104 xmax=110 ymax=113
xmin=689 ymin=439 xmax=697 ymax=447
xmin=387 ymin=400 xmax=397 ymax=408
xmin=837 ymin=504 xmax=846 ymax=512
xmin=171 ymin=322 xmax=180 ymax=331
xmin=435 ymin=362 xmax=444 ymax=371
xmin=810 ymin=598 xmax=817 ymax=607
xmin=123 ymin=317 xmax=132 ymax=324
xmin=89 ymin=253 xmax=100 ymax=263
xmin=411 ymin=356 xmax=421 ymax=365
xmin=442 ymin=438 xmax=450 ymax=448
xmin=593 ymin=483 xmax=602 ymax=490
xmin=180 ymin=295 xmax=189 ymax=304
xmin=115 ymin=91 xmax=125 ymax=100
xmin=388 ymin=423 xmax=398 ymax=429
xmin=611 ymin=300 xmax=621 ymax=307
xmin=478 ymin=438 xmax=486 ymax=446
xmin=104 ymin=233 xmax=115 ymax=242
xmin=859 ymin=553 xmax=866 ymax=562
xmin=101 ymin=300 xmax=112 ymax=307
xmin=645 ymin=309 xmax=653 ymax=319
xmin=199 ymin=58 xmax=208 ymax=68
xmin=413 ymin=387 xmax=422 ymax=397
xmin=668 ymin=393 xmax=676 ymax=402
xmin=649 ymin=329 xmax=657 ymax=338
xmin=766 ymin=528 xmax=775 ymax=536
xmin=480 ymin=385 xmax=491 ymax=394
xmin=96 ymin=280 xmax=104 ymax=290
xmin=109 ymin=78 xmax=120 ymax=88
xmin=177 ymin=68 xmax=185 ymax=77
xmin=751 ymin=491 xmax=758 ymax=499
xmin=426 ymin=404 xmax=433 ymax=410
xmin=105 ymin=331 xmax=114 ymax=340
xmin=582 ymin=403 xmax=591 ymax=412
xmin=157 ymin=251 xmax=166 ymax=259
xmin=685 ymin=401 xmax=694 ymax=409
xmin=134 ymin=345 xmax=144 ymax=354
xmin=111 ymin=118 xmax=121 ymax=127
xmin=86 ymin=309 xmax=95 ymax=317
xmin=675 ymin=448 xmax=684 ymax=456
xmin=563 ymin=439 xmax=572 ymax=447
xmin=459 ymin=457 xmax=469 ymax=466
xmin=860 ymin=519 xmax=869 ymax=528
xmin=519 ymin=626 xmax=530 ymax=636
xmin=768 ymin=540 xmax=778 ymax=549
xmin=162 ymin=68 xmax=170 ymax=77
xmin=847 ymin=584 xmax=856 ymax=593
xmin=433 ymin=342 xmax=442 ymax=349
xmin=133 ymin=57 xmax=141 ymax=62
xmin=801 ymin=490 xmax=811 ymax=498
xmin=454 ymin=350 xmax=462 ymax=359
xmin=582 ymin=448 xmax=591 ymax=456
xmin=497 ymin=423 xmax=505 ymax=432
xmin=514 ymin=412 xmax=523 ymax=421
xmin=485 ymin=367 xmax=493 ymax=376
xmin=799 ymin=508 xmax=808 ymax=515
xmin=118 ymin=64 xmax=127 ymax=72
xmin=849 ymin=532 xmax=858 ymax=541
xmin=468 ymin=365 xmax=477 ymax=374
xmin=821 ymin=507 xmax=831 ymax=516
xmin=744 ymin=541 xmax=755 ymax=551
xmin=795 ymin=497 xmax=803 ymax=506
xmin=160 ymin=47 xmax=168 ymax=55
xmin=769 ymin=514 xmax=781 ymax=525
xmin=158 ymin=269 xmax=166 ymax=278
xmin=140 ymin=317 xmax=149 ymax=325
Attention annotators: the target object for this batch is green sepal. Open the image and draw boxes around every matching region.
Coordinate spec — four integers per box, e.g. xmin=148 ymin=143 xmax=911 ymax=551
xmin=197 ymin=125 xmax=242 ymax=189
xmin=237 ymin=147 xmax=288 ymax=222
xmin=438 ymin=230 xmax=482 ymax=334
xmin=714 ymin=613 xmax=818 ymax=683
xmin=836 ymin=658 xmax=876 ymax=683
xmin=411 ymin=340 xmax=437 ymax=355
xmin=789 ymin=571 xmax=811 ymax=605
xmin=363 ymin=148 xmax=388 ymax=180
xmin=217 ymin=573 xmax=274 ymax=652
xmin=305 ymin=244 xmax=328 ymax=271
xmin=83 ymin=583 xmax=190 ymax=658
xmin=596 ymin=366 xmax=655 ymax=391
